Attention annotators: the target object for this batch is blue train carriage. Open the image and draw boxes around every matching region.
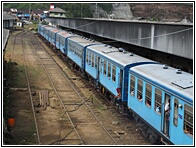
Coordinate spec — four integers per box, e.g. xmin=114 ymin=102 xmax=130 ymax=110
xmin=38 ymin=24 xmax=47 ymax=36
xmin=56 ymin=31 xmax=78 ymax=55
xmin=128 ymin=64 xmax=193 ymax=145
xmin=47 ymin=28 xmax=60 ymax=47
xmin=38 ymin=24 xmax=48 ymax=38
xmin=56 ymin=30 xmax=69 ymax=53
xmin=85 ymin=45 xmax=157 ymax=109
xmin=42 ymin=25 xmax=53 ymax=40
xmin=67 ymin=36 xmax=100 ymax=70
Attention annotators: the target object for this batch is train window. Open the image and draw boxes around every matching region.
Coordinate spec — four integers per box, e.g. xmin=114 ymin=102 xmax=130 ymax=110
xmin=100 ymin=59 xmax=103 ymax=74
xmin=56 ymin=35 xmax=59 ymax=43
xmin=155 ymin=88 xmax=162 ymax=114
xmin=112 ymin=65 xmax=116 ymax=82
xmin=68 ymin=42 xmax=71 ymax=50
xmin=108 ymin=63 xmax=111 ymax=78
xmin=89 ymin=52 xmax=91 ymax=65
xmin=60 ymin=37 xmax=65 ymax=46
xmin=78 ymin=46 xmax=82 ymax=58
xmin=137 ymin=79 xmax=143 ymax=101
xmin=104 ymin=60 xmax=107 ymax=75
xmin=145 ymin=83 xmax=151 ymax=106
xmin=92 ymin=54 xmax=94 ymax=67
xmin=86 ymin=51 xmax=88 ymax=63
xmin=95 ymin=55 xmax=97 ymax=68
xmin=130 ymin=75 xmax=135 ymax=97
xmin=184 ymin=104 xmax=193 ymax=136
xmin=173 ymin=99 xmax=178 ymax=126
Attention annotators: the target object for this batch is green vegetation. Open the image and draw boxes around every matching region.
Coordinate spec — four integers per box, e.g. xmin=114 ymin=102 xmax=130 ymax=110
xmin=98 ymin=3 xmax=113 ymax=13
xmin=3 ymin=3 xmax=113 ymax=18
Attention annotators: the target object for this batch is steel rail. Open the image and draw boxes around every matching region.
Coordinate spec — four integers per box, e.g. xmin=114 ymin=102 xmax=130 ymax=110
xmin=27 ymin=32 xmax=84 ymax=145
xmin=19 ymin=30 xmax=41 ymax=144
xmin=35 ymin=34 xmax=118 ymax=145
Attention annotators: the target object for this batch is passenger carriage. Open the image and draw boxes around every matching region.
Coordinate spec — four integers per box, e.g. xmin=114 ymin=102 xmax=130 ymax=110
xmin=38 ymin=24 xmax=47 ymax=36
xmin=41 ymin=25 xmax=54 ymax=40
xmin=47 ymin=28 xmax=60 ymax=47
xmin=66 ymin=37 xmax=100 ymax=69
xmin=85 ymin=45 xmax=157 ymax=104
xmin=128 ymin=64 xmax=193 ymax=145
xmin=56 ymin=31 xmax=76 ymax=54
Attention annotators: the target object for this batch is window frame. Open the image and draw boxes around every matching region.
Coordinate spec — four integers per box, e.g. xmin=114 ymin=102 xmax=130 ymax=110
xmin=137 ymin=79 xmax=143 ymax=101
xmin=86 ymin=51 xmax=89 ymax=63
xmin=92 ymin=53 xmax=94 ymax=67
xmin=130 ymin=75 xmax=135 ymax=97
xmin=108 ymin=62 xmax=111 ymax=78
xmin=155 ymin=88 xmax=162 ymax=114
xmin=184 ymin=104 xmax=193 ymax=136
xmin=88 ymin=52 xmax=91 ymax=65
xmin=173 ymin=98 xmax=178 ymax=126
xmin=95 ymin=55 xmax=98 ymax=68
xmin=103 ymin=60 xmax=107 ymax=75
xmin=145 ymin=83 xmax=152 ymax=107
xmin=112 ymin=65 xmax=116 ymax=82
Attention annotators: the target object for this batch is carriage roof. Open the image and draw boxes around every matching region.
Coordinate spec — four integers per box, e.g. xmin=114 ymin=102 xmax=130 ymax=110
xmin=87 ymin=45 xmax=155 ymax=67
xmin=130 ymin=64 xmax=193 ymax=103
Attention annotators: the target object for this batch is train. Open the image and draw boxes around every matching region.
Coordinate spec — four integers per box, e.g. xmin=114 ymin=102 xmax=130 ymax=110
xmin=38 ymin=24 xmax=193 ymax=145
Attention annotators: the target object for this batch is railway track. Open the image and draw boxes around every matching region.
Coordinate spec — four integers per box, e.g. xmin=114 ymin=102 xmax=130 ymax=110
xmin=27 ymin=31 xmax=120 ymax=145
xmin=12 ymin=30 xmax=40 ymax=144
xmin=9 ymin=29 xmax=152 ymax=145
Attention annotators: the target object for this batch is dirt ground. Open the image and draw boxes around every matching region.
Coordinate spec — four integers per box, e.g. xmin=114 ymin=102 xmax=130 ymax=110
xmin=3 ymin=27 xmax=151 ymax=146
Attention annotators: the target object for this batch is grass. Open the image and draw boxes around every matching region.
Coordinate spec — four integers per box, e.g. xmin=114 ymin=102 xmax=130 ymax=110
xmin=23 ymin=23 xmax=39 ymax=31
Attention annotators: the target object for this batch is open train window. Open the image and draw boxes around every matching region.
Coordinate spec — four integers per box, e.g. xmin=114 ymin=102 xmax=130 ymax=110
xmin=137 ymin=79 xmax=143 ymax=102
xmin=104 ymin=60 xmax=107 ymax=75
xmin=130 ymin=75 xmax=135 ymax=97
xmin=173 ymin=98 xmax=178 ymax=126
xmin=95 ymin=55 xmax=98 ymax=68
xmin=145 ymin=83 xmax=151 ymax=106
xmin=78 ymin=46 xmax=82 ymax=58
xmin=73 ymin=45 xmax=76 ymax=53
xmin=184 ymin=104 xmax=193 ymax=136
xmin=112 ymin=65 xmax=116 ymax=82
xmin=86 ymin=51 xmax=88 ymax=63
xmin=108 ymin=63 xmax=111 ymax=78
xmin=89 ymin=52 xmax=91 ymax=65
xmin=92 ymin=53 xmax=94 ymax=67
xmin=155 ymin=88 xmax=162 ymax=114
xmin=100 ymin=59 xmax=103 ymax=74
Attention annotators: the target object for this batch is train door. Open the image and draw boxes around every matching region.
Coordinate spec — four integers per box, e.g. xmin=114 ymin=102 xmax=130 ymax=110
xmin=96 ymin=56 xmax=100 ymax=84
xmin=162 ymin=93 xmax=171 ymax=137
xmin=118 ymin=69 xmax=123 ymax=89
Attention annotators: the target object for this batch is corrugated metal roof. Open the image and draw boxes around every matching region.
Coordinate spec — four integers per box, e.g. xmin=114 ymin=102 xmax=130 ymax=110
xmin=3 ymin=12 xmax=16 ymax=20
xmin=49 ymin=7 xmax=65 ymax=13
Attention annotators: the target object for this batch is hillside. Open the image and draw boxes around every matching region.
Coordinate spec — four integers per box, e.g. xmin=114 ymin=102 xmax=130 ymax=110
xmin=129 ymin=3 xmax=193 ymax=21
